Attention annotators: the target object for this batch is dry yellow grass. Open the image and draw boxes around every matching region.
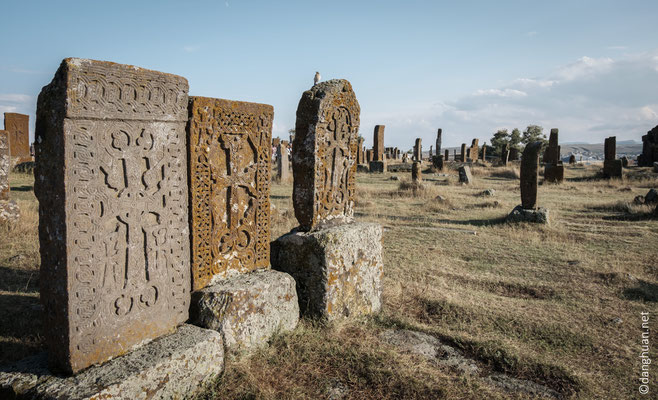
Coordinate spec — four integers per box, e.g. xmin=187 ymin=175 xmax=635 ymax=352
xmin=1 ymin=163 xmax=657 ymax=399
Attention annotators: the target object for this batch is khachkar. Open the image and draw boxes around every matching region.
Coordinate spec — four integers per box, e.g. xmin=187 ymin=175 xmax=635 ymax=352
xmin=544 ymin=129 xmax=564 ymax=183
xmin=22 ymin=58 xmax=226 ymax=400
xmin=3 ymin=112 xmax=31 ymax=167
xmin=357 ymin=136 xmax=365 ymax=164
xmin=467 ymin=139 xmax=479 ymax=161
xmin=432 ymin=129 xmax=443 ymax=170
xmin=638 ymin=125 xmax=658 ymax=166
xmin=0 ymin=129 xmax=19 ymax=223
xmin=414 ymin=138 xmax=422 ymax=162
xmin=272 ymin=79 xmax=383 ymax=321
xmin=508 ymin=141 xmax=549 ymax=223
xmin=187 ymin=97 xmax=298 ymax=349
xmin=277 ymin=142 xmax=292 ymax=183
xmin=369 ymin=125 xmax=386 ymax=173
xmin=412 ymin=161 xmax=422 ymax=182
xmin=460 ymin=143 xmax=467 ymax=162
xmin=601 ymin=136 xmax=623 ymax=178
xmin=444 ymin=149 xmax=449 ymax=161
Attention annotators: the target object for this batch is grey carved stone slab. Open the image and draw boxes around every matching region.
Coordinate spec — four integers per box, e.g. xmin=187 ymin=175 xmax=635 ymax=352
xmin=34 ymin=58 xmax=190 ymax=374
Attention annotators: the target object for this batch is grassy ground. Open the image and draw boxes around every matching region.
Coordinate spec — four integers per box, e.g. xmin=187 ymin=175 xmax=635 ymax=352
xmin=1 ymin=162 xmax=656 ymax=399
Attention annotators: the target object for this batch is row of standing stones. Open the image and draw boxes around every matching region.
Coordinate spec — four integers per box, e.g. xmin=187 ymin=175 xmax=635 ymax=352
xmin=0 ymin=59 xmax=382 ymax=400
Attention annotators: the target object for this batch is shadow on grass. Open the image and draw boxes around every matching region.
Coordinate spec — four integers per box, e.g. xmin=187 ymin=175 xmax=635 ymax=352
xmin=10 ymin=184 xmax=33 ymax=192
xmin=0 ymin=266 xmax=38 ymax=293
xmin=271 ymin=194 xmax=291 ymax=199
xmin=622 ymin=281 xmax=658 ymax=302
xmin=354 ymin=212 xmax=509 ymax=227
xmin=0 ymin=293 xmax=43 ymax=365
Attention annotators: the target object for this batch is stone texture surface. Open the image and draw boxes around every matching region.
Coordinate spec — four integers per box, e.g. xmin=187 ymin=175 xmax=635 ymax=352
xmin=521 ymin=141 xmax=542 ymax=209
xmin=460 ymin=144 xmax=467 ymax=162
xmin=0 ymin=130 xmax=8 ymax=200
xmin=509 ymin=147 xmax=519 ymax=161
xmin=604 ymin=136 xmax=616 ymax=161
xmin=271 ymin=222 xmax=383 ymax=320
xmin=292 ymin=79 xmax=360 ymax=231
xmin=432 ymin=155 xmax=444 ymax=170
xmin=544 ymin=164 xmax=564 ymax=183
xmin=544 ymin=129 xmax=563 ymax=183
xmin=373 ymin=125 xmax=385 ymax=162
xmin=357 ymin=137 xmax=365 ymax=164
xmin=0 ymin=200 xmax=20 ymax=224
xmin=507 ymin=205 xmax=550 ymax=224
xmin=0 ymin=324 xmax=224 ymax=400
xmin=191 ymin=269 xmax=299 ymax=349
xmin=603 ymin=159 xmax=622 ymax=179
xmin=188 ymin=96 xmax=273 ymax=290
xmin=444 ymin=149 xmax=449 ymax=161
xmin=500 ymin=144 xmax=509 ymax=165
xmin=638 ymin=125 xmax=658 ymax=167
xmin=3 ymin=113 xmax=31 ymax=167
xmin=458 ymin=166 xmax=472 ymax=184
xmin=435 ymin=128 xmax=442 ymax=155
xmin=277 ymin=142 xmax=291 ymax=183
xmin=481 ymin=144 xmax=487 ymax=161
xmin=467 ymin=139 xmax=479 ymax=161
xmin=569 ymin=154 xmax=576 ymax=164
xmin=412 ymin=162 xmax=422 ymax=182
xmin=369 ymin=160 xmax=386 ymax=173
xmin=34 ymin=58 xmax=191 ymax=374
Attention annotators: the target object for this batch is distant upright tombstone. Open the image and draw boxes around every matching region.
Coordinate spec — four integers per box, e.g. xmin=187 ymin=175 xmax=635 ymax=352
xmin=435 ymin=128 xmax=442 ymax=155
xmin=520 ymin=141 xmax=542 ymax=209
xmin=467 ymin=139 xmax=479 ymax=161
xmin=602 ymin=136 xmax=622 ymax=178
xmin=460 ymin=143 xmax=467 ymax=162
xmin=35 ymin=58 xmax=190 ymax=374
xmin=414 ymin=138 xmax=422 ymax=162
xmin=481 ymin=144 xmax=487 ymax=161
xmin=453 ymin=149 xmax=457 ymax=160
xmin=366 ymin=149 xmax=373 ymax=163
xmin=544 ymin=129 xmax=564 ymax=183
xmin=445 ymin=149 xmax=449 ymax=161
xmin=568 ymin=154 xmax=576 ymax=165
xmin=458 ymin=166 xmax=472 ymax=184
xmin=357 ymin=137 xmax=365 ymax=164
xmin=402 ymin=153 xmax=408 ymax=163
xmin=638 ymin=125 xmax=658 ymax=167
xmin=292 ymin=79 xmax=359 ymax=231
xmin=429 ymin=145 xmax=433 ymax=160
xmin=432 ymin=154 xmax=444 ymax=170
xmin=412 ymin=161 xmax=422 ymax=182
xmin=373 ymin=125 xmax=385 ymax=161
xmin=3 ymin=113 xmax=31 ymax=167
xmin=621 ymin=156 xmax=629 ymax=167
xmin=0 ymin=130 xmax=8 ymax=201
xmin=501 ymin=144 xmax=510 ymax=165
xmin=277 ymin=143 xmax=291 ymax=183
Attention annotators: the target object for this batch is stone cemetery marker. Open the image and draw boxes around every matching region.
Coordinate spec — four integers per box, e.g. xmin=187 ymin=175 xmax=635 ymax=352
xmin=35 ymin=58 xmax=191 ymax=373
xmin=429 ymin=145 xmax=433 ymax=159
xmin=188 ymin=97 xmax=273 ymax=290
xmin=481 ymin=144 xmax=487 ymax=161
xmin=277 ymin=142 xmax=291 ymax=183
xmin=445 ymin=149 xmax=449 ymax=161
xmin=501 ymin=144 xmax=510 ymax=165
xmin=603 ymin=136 xmax=622 ymax=178
xmin=373 ymin=125 xmax=385 ymax=161
xmin=293 ymin=79 xmax=359 ymax=231
xmin=402 ymin=153 xmax=408 ymax=163
xmin=366 ymin=149 xmax=373 ymax=163
xmin=414 ymin=138 xmax=422 ymax=162
xmin=520 ymin=141 xmax=542 ymax=209
xmin=412 ymin=161 xmax=422 ymax=182
xmin=468 ymin=139 xmax=479 ymax=161
xmin=436 ymin=128 xmax=442 ymax=154
xmin=569 ymin=154 xmax=576 ymax=164
xmin=509 ymin=147 xmax=519 ymax=161
xmin=638 ymin=125 xmax=658 ymax=166
xmin=460 ymin=143 xmax=467 ymax=162
xmin=458 ymin=165 xmax=472 ymax=184
xmin=357 ymin=137 xmax=365 ymax=164
xmin=3 ymin=113 xmax=30 ymax=166
xmin=544 ymin=129 xmax=564 ymax=183
xmin=0 ymin=130 xmax=8 ymax=200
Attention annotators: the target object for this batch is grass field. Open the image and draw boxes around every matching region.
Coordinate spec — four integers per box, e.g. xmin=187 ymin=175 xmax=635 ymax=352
xmin=1 ymin=162 xmax=656 ymax=399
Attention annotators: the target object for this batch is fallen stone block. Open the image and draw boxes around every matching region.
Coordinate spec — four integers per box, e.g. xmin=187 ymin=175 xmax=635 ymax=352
xmin=191 ymin=269 xmax=299 ymax=350
xmin=507 ymin=205 xmax=549 ymax=224
xmin=271 ymin=222 xmax=383 ymax=320
xmin=0 ymin=324 xmax=224 ymax=400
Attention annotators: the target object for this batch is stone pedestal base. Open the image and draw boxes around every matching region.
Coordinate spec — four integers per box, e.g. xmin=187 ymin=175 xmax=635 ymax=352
xmin=544 ymin=164 xmax=564 ymax=183
xmin=0 ymin=324 xmax=224 ymax=400
xmin=0 ymin=200 xmax=20 ymax=224
xmin=191 ymin=269 xmax=299 ymax=350
xmin=271 ymin=222 xmax=383 ymax=320
xmin=603 ymin=159 xmax=622 ymax=178
xmin=368 ymin=161 xmax=386 ymax=173
xmin=356 ymin=164 xmax=370 ymax=173
xmin=507 ymin=205 xmax=549 ymax=224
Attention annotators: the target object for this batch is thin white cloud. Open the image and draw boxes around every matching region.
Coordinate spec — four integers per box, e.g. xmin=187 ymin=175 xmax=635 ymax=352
xmin=474 ymin=89 xmax=527 ymax=98
xmin=525 ymin=31 xmax=538 ymax=37
xmin=607 ymin=46 xmax=627 ymax=51
xmin=0 ymin=94 xmax=33 ymax=103
xmin=183 ymin=45 xmax=201 ymax=53
xmin=552 ymin=56 xmax=614 ymax=81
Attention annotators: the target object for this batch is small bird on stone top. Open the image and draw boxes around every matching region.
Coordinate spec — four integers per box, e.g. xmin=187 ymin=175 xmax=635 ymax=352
xmin=314 ymin=71 xmax=321 ymax=85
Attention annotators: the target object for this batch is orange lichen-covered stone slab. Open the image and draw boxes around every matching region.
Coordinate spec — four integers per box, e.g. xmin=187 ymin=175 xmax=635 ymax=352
xmin=3 ymin=113 xmax=30 ymax=165
xmin=187 ymin=97 xmax=273 ymax=291
xmin=35 ymin=58 xmax=190 ymax=374
xmin=0 ymin=130 xmax=8 ymax=200
xmin=293 ymin=79 xmax=360 ymax=231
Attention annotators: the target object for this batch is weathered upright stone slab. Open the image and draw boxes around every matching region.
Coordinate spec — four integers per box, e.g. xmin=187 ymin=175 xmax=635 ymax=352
xmin=436 ymin=128 xmax=442 ymax=155
xmin=357 ymin=137 xmax=365 ymax=164
xmin=0 ymin=324 xmax=224 ymax=400
xmin=35 ymin=58 xmax=191 ymax=374
xmin=638 ymin=125 xmax=658 ymax=167
xmin=373 ymin=125 xmax=385 ymax=161
xmin=509 ymin=147 xmax=519 ymax=161
xmin=429 ymin=145 xmax=433 ymax=159
xmin=520 ymin=141 xmax=542 ymax=209
xmin=292 ymin=79 xmax=360 ymax=231
xmin=272 ymin=222 xmax=383 ymax=320
xmin=544 ymin=128 xmax=564 ymax=183
xmin=481 ymin=144 xmax=487 ymax=161
xmin=467 ymin=139 xmax=479 ymax=161
xmin=460 ymin=143 xmax=467 ymax=162
xmin=4 ymin=113 xmax=30 ymax=166
xmin=412 ymin=161 xmax=422 ymax=182
xmin=569 ymin=154 xmax=576 ymax=164
xmin=414 ymin=138 xmax=422 ymax=162
xmin=188 ymin=97 xmax=273 ymax=290
xmin=277 ymin=142 xmax=291 ymax=183
xmin=603 ymin=136 xmax=622 ymax=178
xmin=366 ymin=149 xmax=373 ymax=163
xmin=458 ymin=166 xmax=472 ymax=184
xmin=0 ymin=130 xmax=8 ymax=200
xmin=444 ymin=149 xmax=449 ymax=161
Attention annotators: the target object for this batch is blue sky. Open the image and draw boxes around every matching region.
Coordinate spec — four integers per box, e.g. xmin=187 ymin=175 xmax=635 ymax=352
xmin=1 ymin=0 xmax=657 ymax=150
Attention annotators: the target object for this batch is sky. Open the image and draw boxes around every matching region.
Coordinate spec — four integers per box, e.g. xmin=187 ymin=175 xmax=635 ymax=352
xmin=1 ymin=0 xmax=657 ymax=150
